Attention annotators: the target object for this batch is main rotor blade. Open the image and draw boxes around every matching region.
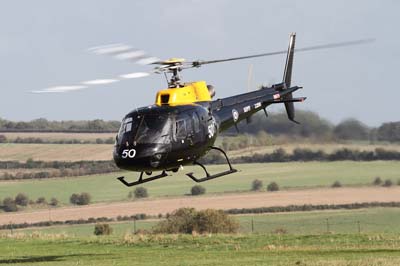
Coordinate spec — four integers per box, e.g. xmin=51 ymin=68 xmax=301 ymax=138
xmin=192 ymin=38 xmax=375 ymax=67
xmin=31 ymin=71 xmax=152 ymax=93
xmin=88 ymin=43 xmax=160 ymax=65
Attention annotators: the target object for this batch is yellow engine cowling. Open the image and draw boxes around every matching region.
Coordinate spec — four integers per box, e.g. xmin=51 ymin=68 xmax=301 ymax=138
xmin=155 ymin=81 xmax=212 ymax=106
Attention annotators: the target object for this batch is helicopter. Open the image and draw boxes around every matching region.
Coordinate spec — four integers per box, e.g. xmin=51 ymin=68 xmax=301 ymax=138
xmin=33 ymin=33 xmax=373 ymax=186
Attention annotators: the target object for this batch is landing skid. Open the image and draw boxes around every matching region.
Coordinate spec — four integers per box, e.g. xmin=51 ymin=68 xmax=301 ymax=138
xmin=186 ymin=146 xmax=237 ymax=182
xmin=117 ymin=171 xmax=168 ymax=187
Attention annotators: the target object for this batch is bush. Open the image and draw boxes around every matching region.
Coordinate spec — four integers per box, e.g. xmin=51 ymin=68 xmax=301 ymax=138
xmin=267 ymin=182 xmax=279 ymax=192
xmin=70 ymin=192 xmax=91 ymax=205
xmin=373 ymin=177 xmax=382 ymax=186
xmin=3 ymin=197 xmax=18 ymax=212
xmin=153 ymin=208 xmax=239 ymax=234
xmin=132 ymin=187 xmax=148 ymax=199
xmin=94 ymin=223 xmax=113 ymax=235
xmin=70 ymin=193 xmax=80 ymax=204
xmin=397 ymin=179 xmax=400 ymax=186
xmin=50 ymin=197 xmax=59 ymax=206
xmin=15 ymin=193 xmax=29 ymax=206
xmin=191 ymin=185 xmax=206 ymax=196
xmin=251 ymin=179 xmax=263 ymax=191
xmin=79 ymin=192 xmax=91 ymax=205
xmin=383 ymin=179 xmax=393 ymax=187
xmin=331 ymin=181 xmax=342 ymax=188
xmin=36 ymin=197 xmax=47 ymax=204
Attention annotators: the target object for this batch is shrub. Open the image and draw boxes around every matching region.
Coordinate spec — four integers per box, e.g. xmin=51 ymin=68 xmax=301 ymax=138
xmin=153 ymin=208 xmax=239 ymax=234
xmin=70 ymin=193 xmax=91 ymax=205
xmin=79 ymin=192 xmax=91 ymax=205
xmin=15 ymin=193 xmax=29 ymax=206
xmin=191 ymin=185 xmax=206 ymax=196
xmin=397 ymin=179 xmax=400 ymax=186
xmin=70 ymin=193 xmax=80 ymax=205
xmin=383 ymin=179 xmax=393 ymax=187
xmin=251 ymin=179 xmax=263 ymax=191
xmin=36 ymin=197 xmax=47 ymax=204
xmin=373 ymin=177 xmax=382 ymax=186
xmin=331 ymin=181 xmax=342 ymax=188
xmin=3 ymin=197 xmax=18 ymax=212
xmin=132 ymin=187 xmax=148 ymax=199
xmin=94 ymin=223 xmax=113 ymax=235
xmin=50 ymin=197 xmax=59 ymax=206
xmin=272 ymin=227 xmax=288 ymax=234
xmin=267 ymin=182 xmax=279 ymax=192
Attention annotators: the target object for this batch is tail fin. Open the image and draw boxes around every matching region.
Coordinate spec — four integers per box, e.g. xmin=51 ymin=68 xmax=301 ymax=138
xmin=283 ymin=33 xmax=298 ymax=123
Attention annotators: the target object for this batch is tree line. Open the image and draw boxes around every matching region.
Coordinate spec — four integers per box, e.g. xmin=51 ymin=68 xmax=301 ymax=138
xmin=201 ymin=147 xmax=400 ymax=165
xmin=1 ymin=112 xmax=399 ymax=142
xmin=0 ymin=160 xmax=119 ymax=180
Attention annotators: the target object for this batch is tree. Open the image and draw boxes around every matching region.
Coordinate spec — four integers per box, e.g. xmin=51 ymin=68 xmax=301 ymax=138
xmin=15 ymin=193 xmax=29 ymax=206
xmin=334 ymin=119 xmax=369 ymax=140
xmin=377 ymin=122 xmax=400 ymax=142
xmin=3 ymin=197 xmax=18 ymax=212
xmin=251 ymin=179 xmax=263 ymax=191
xmin=267 ymin=182 xmax=279 ymax=192
xmin=94 ymin=223 xmax=113 ymax=235
xmin=191 ymin=185 xmax=206 ymax=196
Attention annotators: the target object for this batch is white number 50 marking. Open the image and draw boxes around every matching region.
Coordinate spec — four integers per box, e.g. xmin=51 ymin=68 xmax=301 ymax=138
xmin=122 ymin=149 xmax=136 ymax=158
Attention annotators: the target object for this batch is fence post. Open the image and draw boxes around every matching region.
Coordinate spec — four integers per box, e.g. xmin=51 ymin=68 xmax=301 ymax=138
xmin=326 ymin=218 xmax=330 ymax=233
xmin=251 ymin=218 xmax=254 ymax=233
xmin=133 ymin=218 xmax=137 ymax=234
xmin=9 ymin=221 xmax=13 ymax=235
xmin=357 ymin=221 xmax=361 ymax=234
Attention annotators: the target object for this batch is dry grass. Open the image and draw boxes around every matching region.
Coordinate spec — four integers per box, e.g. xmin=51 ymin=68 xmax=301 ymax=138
xmin=0 ymin=143 xmax=112 ymax=161
xmin=1 ymin=132 xmax=115 ymax=141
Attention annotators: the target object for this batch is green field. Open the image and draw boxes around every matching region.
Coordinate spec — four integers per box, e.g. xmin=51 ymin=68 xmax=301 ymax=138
xmin=1 ymin=233 xmax=400 ymax=266
xmin=9 ymin=208 xmax=400 ymax=237
xmin=0 ymin=161 xmax=399 ymax=204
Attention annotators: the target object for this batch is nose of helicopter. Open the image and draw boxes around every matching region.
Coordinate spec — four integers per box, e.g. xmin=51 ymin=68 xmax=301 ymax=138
xmin=113 ymin=143 xmax=169 ymax=171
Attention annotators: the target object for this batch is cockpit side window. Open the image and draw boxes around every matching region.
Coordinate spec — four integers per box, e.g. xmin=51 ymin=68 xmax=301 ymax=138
xmin=175 ymin=120 xmax=186 ymax=139
xmin=192 ymin=112 xmax=200 ymax=133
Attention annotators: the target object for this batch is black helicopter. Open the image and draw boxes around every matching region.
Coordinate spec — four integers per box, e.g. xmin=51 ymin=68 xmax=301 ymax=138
xmin=33 ymin=33 xmax=373 ymax=186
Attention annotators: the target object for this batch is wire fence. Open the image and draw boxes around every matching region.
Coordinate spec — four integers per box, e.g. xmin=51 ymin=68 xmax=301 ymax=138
xmin=238 ymin=217 xmax=400 ymax=234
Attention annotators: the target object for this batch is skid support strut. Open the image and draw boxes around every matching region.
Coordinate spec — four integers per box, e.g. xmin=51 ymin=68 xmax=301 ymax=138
xmin=117 ymin=171 xmax=168 ymax=187
xmin=186 ymin=146 xmax=237 ymax=182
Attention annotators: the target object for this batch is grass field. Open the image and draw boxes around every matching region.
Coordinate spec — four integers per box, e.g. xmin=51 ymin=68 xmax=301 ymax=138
xmin=0 ymin=161 xmax=399 ymax=204
xmin=9 ymin=208 xmax=400 ymax=236
xmin=1 ymin=141 xmax=400 ymax=162
xmin=1 ymin=233 xmax=400 ymax=265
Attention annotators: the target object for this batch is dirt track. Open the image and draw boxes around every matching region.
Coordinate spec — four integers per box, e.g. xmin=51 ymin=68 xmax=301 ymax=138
xmin=1 ymin=187 xmax=400 ymax=225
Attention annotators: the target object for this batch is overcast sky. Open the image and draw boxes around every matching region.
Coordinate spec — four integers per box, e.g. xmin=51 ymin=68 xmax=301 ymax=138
xmin=0 ymin=0 xmax=398 ymax=126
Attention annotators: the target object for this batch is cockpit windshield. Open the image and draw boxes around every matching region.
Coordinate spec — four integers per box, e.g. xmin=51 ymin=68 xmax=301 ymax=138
xmin=117 ymin=114 xmax=172 ymax=145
